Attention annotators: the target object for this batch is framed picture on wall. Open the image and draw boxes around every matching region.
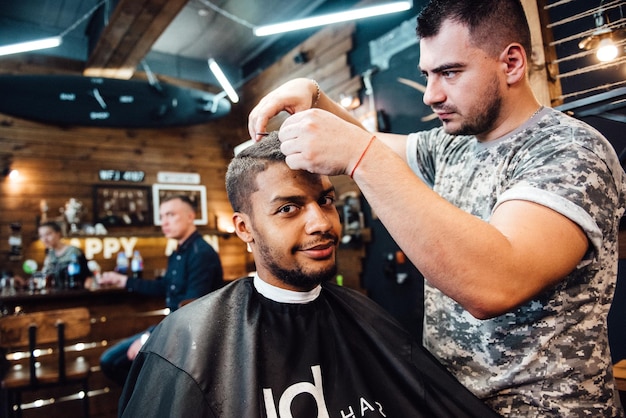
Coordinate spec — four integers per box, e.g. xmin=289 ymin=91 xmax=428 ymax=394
xmin=152 ymin=184 xmax=208 ymax=225
xmin=93 ymin=185 xmax=152 ymax=227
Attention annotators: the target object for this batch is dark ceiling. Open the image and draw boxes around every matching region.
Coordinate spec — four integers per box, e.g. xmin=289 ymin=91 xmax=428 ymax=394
xmin=0 ymin=0 xmax=367 ymax=88
xmin=0 ymin=0 xmax=623 ymax=115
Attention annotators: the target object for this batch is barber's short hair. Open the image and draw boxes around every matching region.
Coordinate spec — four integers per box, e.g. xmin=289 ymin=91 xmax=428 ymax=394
xmin=225 ymin=132 xmax=285 ymax=214
xmin=416 ymin=0 xmax=532 ymax=58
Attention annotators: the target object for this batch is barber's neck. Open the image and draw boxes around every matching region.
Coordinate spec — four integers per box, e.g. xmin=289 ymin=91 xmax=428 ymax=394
xmin=477 ymin=95 xmax=541 ymax=142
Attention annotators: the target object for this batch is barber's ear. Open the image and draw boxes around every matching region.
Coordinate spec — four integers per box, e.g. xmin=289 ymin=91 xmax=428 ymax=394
xmin=233 ymin=213 xmax=254 ymax=243
xmin=499 ymin=43 xmax=527 ymax=85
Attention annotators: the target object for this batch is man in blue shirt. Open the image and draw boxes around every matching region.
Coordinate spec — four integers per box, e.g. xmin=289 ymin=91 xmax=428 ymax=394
xmin=99 ymin=195 xmax=223 ymax=385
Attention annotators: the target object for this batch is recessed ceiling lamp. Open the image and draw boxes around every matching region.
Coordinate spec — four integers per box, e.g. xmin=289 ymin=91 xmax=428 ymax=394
xmin=0 ymin=37 xmax=62 ymax=57
xmin=578 ymin=7 xmax=625 ymax=62
xmin=0 ymin=0 xmax=107 ymax=57
xmin=208 ymin=58 xmax=240 ymax=104
xmin=254 ymin=1 xmax=412 ymax=37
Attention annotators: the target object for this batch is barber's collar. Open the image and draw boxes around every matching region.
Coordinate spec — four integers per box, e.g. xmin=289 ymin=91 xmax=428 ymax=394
xmin=253 ymin=274 xmax=321 ymax=304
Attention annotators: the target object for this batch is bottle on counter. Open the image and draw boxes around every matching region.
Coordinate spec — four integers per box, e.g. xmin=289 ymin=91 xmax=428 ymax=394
xmin=130 ymin=250 xmax=144 ymax=279
xmin=67 ymin=253 xmax=82 ymax=289
xmin=115 ymin=251 xmax=129 ymax=275
xmin=1 ymin=270 xmax=16 ymax=296
xmin=8 ymin=222 xmax=23 ymax=260
xmin=42 ymin=251 xmax=57 ymax=289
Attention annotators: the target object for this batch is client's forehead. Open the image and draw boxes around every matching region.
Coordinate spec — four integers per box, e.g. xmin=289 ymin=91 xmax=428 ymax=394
xmin=253 ymin=163 xmax=331 ymax=198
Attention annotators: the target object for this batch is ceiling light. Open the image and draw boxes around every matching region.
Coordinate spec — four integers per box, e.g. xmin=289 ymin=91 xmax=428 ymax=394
xmin=578 ymin=9 xmax=625 ymax=62
xmin=254 ymin=1 xmax=412 ymax=37
xmin=0 ymin=37 xmax=62 ymax=57
xmin=596 ymin=37 xmax=619 ymax=61
xmin=208 ymin=58 xmax=239 ymax=104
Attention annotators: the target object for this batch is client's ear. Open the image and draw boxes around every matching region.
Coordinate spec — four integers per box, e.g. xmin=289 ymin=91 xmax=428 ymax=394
xmin=233 ymin=213 xmax=254 ymax=243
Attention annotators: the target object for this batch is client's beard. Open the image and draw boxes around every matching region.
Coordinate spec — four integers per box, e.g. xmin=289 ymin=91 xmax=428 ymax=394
xmin=267 ymin=261 xmax=337 ymax=290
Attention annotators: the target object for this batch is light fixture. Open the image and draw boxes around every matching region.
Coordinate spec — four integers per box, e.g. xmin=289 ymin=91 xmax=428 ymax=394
xmin=578 ymin=8 xmax=625 ymax=63
xmin=596 ymin=37 xmax=619 ymax=61
xmin=254 ymin=1 xmax=412 ymax=37
xmin=208 ymin=58 xmax=239 ymax=104
xmin=0 ymin=37 xmax=62 ymax=57
xmin=0 ymin=0 xmax=106 ymax=58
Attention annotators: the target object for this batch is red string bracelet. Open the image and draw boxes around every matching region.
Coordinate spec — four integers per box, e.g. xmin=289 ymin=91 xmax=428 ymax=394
xmin=350 ymin=135 xmax=376 ymax=178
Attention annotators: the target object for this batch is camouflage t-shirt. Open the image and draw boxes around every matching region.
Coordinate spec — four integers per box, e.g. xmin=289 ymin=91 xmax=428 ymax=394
xmin=406 ymin=107 xmax=626 ymax=417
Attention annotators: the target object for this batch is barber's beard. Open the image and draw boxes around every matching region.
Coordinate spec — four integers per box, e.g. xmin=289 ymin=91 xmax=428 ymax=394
xmin=444 ymin=75 xmax=502 ymax=136
xmin=256 ymin=237 xmax=337 ymax=289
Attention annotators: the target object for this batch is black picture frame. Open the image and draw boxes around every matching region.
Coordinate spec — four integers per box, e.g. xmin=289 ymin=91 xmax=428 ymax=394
xmin=93 ymin=185 xmax=152 ymax=227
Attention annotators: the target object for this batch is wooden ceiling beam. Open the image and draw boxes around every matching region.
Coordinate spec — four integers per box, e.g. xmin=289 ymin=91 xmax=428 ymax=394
xmin=84 ymin=0 xmax=188 ymax=79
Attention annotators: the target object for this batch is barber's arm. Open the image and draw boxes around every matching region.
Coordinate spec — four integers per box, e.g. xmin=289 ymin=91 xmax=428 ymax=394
xmin=344 ymin=139 xmax=589 ymax=319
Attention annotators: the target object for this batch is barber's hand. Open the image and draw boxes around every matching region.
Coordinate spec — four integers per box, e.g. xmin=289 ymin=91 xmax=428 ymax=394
xmin=248 ymin=78 xmax=320 ymax=140
xmin=99 ymin=271 xmax=128 ymax=288
xmin=279 ymin=109 xmax=373 ymax=177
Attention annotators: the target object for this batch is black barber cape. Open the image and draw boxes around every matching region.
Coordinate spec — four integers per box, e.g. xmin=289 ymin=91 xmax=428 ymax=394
xmin=119 ymin=278 xmax=499 ymax=417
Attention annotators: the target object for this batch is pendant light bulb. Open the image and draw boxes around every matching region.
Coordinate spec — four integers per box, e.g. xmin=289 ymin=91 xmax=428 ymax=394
xmin=596 ymin=37 xmax=619 ymax=62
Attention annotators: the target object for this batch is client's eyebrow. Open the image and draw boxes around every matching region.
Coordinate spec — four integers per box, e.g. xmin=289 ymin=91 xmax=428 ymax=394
xmin=270 ymin=186 xmax=336 ymax=206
